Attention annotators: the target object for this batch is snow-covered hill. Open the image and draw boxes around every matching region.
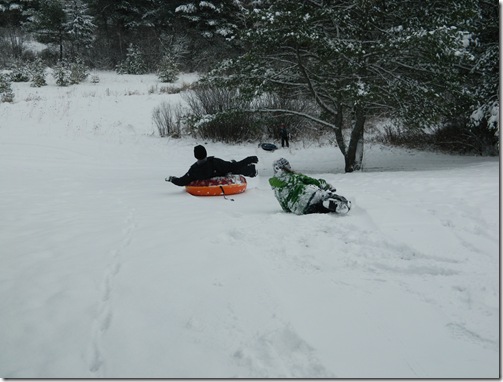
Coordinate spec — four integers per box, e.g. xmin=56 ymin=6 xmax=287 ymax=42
xmin=0 ymin=72 xmax=499 ymax=378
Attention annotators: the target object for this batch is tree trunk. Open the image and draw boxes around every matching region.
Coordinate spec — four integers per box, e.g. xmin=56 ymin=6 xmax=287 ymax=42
xmin=354 ymin=132 xmax=364 ymax=170
xmin=333 ymin=102 xmax=346 ymax=153
xmin=344 ymin=106 xmax=366 ymax=172
xmin=59 ymin=40 xmax=63 ymax=61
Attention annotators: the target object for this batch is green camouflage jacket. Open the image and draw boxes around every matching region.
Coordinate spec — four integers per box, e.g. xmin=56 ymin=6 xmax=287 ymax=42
xmin=269 ymin=170 xmax=331 ymax=215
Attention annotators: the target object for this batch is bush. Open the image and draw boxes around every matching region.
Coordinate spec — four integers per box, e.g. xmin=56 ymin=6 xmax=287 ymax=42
xmin=375 ymin=124 xmax=432 ymax=149
xmin=52 ymin=59 xmax=90 ymax=86
xmin=30 ymin=58 xmax=47 ymax=87
xmin=374 ymin=119 xmax=499 ymax=156
xmin=53 ymin=61 xmax=71 ymax=86
xmin=152 ymin=101 xmax=183 ymax=137
xmin=69 ymin=59 xmax=90 ymax=84
xmin=9 ymin=61 xmax=31 ymax=82
xmin=182 ymin=85 xmax=263 ymax=142
xmin=181 ymin=84 xmax=331 ymax=143
xmin=0 ymin=74 xmax=14 ymax=103
xmin=191 ymin=110 xmax=262 ymax=142
xmin=0 ymin=28 xmax=28 ymax=67
xmin=431 ymin=119 xmax=499 ymax=156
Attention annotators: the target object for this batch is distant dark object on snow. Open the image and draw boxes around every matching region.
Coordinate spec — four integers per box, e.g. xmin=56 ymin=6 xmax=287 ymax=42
xmin=259 ymin=143 xmax=278 ymax=151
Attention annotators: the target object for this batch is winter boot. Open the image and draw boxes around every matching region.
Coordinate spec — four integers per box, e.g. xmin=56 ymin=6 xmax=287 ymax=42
xmin=323 ymin=195 xmax=351 ymax=214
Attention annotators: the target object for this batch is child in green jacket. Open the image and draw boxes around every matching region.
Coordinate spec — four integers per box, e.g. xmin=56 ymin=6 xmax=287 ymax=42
xmin=268 ymin=158 xmax=351 ymax=215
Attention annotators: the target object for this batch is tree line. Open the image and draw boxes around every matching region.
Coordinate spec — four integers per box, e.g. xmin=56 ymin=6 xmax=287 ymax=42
xmin=0 ymin=0 xmax=246 ymax=71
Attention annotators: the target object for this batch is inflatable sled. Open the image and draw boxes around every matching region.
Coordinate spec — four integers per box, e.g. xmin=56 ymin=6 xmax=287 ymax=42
xmin=259 ymin=143 xmax=278 ymax=152
xmin=185 ymin=175 xmax=247 ymax=196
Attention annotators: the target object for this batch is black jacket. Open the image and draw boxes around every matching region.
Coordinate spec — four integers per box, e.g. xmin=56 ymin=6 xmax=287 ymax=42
xmin=171 ymin=156 xmax=257 ymax=186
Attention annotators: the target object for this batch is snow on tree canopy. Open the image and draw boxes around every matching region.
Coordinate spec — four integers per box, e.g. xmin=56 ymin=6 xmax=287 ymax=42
xmin=199 ymin=1 xmax=217 ymax=11
xmin=175 ymin=4 xmax=196 ymax=13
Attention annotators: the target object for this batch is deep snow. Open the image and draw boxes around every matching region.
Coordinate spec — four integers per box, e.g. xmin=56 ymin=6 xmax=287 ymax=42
xmin=0 ymin=71 xmax=499 ymax=378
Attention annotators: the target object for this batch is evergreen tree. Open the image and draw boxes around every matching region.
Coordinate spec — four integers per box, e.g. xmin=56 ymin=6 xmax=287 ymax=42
xmin=116 ymin=43 xmax=147 ymax=74
xmin=29 ymin=57 xmax=46 ymax=86
xmin=52 ymin=59 xmax=70 ymax=86
xmin=421 ymin=0 xmax=499 ymax=155
xmin=85 ymin=0 xmax=174 ymax=69
xmin=0 ymin=0 xmax=33 ymax=27
xmin=0 ymin=73 xmax=15 ymax=102
xmin=52 ymin=58 xmax=89 ymax=86
xmin=467 ymin=0 xmax=499 ymax=132
xmin=63 ymin=0 xmax=96 ymax=60
xmin=175 ymin=0 xmax=247 ymax=39
xmin=157 ymin=53 xmax=179 ymax=82
xmin=207 ymin=0 xmax=478 ymax=171
xmin=68 ymin=57 xmax=89 ymax=84
xmin=173 ymin=1 xmax=253 ymax=71
xmin=9 ymin=60 xmax=31 ymax=82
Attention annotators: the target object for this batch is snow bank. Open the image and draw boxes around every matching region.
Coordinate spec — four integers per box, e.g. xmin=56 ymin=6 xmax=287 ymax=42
xmin=0 ymin=72 xmax=499 ymax=378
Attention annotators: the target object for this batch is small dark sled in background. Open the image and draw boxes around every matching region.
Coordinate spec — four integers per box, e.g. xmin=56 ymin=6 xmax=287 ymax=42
xmin=259 ymin=143 xmax=278 ymax=152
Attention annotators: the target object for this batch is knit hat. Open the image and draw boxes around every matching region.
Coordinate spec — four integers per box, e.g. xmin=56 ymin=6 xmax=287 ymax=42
xmin=273 ymin=158 xmax=291 ymax=173
xmin=194 ymin=145 xmax=207 ymax=160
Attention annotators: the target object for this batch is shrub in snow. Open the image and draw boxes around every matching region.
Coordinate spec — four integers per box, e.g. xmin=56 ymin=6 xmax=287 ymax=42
xmin=157 ymin=54 xmax=179 ymax=83
xmin=194 ymin=109 xmax=261 ymax=142
xmin=69 ymin=59 xmax=89 ymax=84
xmin=1 ymin=87 xmax=15 ymax=103
xmin=90 ymin=74 xmax=100 ymax=83
xmin=182 ymin=85 xmax=261 ymax=142
xmin=152 ymin=101 xmax=182 ymax=138
xmin=431 ymin=121 xmax=499 ymax=156
xmin=182 ymin=85 xmax=311 ymax=143
xmin=9 ymin=62 xmax=31 ymax=82
xmin=0 ymin=74 xmax=14 ymax=103
xmin=63 ymin=0 xmax=96 ymax=56
xmin=116 ymin=44 xmax=147 ymax=75
xmin=53 ymin=61 xmax=71 ymax=86
xmin=53 ymin=59 xmax=89 ymax=86
xmin=29 ymin=58 xmax=47 ymax=87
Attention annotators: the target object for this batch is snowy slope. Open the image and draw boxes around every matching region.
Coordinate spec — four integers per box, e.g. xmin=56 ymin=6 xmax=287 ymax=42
xmin=0 ymin=72 xmax=499 ymax=378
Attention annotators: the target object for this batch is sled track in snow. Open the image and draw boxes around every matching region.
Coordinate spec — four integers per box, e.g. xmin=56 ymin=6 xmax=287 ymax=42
xmin=89 ymin=209 xmax=136 ymax=377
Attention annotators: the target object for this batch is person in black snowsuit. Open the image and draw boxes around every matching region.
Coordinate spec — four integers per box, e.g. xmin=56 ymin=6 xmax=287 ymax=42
xmin=166 ymin=145 xmax=258 ymax=186
xmin=280 ymin=124 xmax=289 ymax=148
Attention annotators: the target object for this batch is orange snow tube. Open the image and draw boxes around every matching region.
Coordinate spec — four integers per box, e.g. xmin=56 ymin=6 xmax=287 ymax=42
xmin=185 ymin=175 xmax=247 ymax=196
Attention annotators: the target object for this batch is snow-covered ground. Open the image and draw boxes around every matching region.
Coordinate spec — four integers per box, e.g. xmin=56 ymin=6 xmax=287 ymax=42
xmin=0 ymin=72 xmax=499 ymax=378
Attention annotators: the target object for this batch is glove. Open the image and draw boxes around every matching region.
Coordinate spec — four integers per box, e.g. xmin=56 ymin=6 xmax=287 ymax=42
xmin=249 ymin=156 xmax=259 ymax=164
xmin=165 ymin=176 xmax=174 ymax=182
